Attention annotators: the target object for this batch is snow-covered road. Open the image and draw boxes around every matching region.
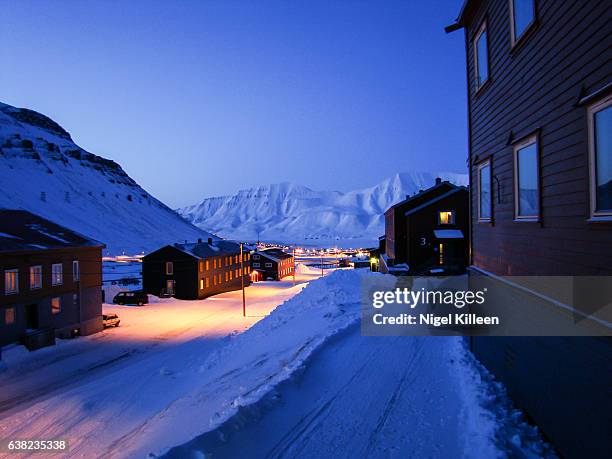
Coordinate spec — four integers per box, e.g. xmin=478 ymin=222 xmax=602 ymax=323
xmin=165 ymin=325 xmax=555 ymax=459
xmin=0 ymin=269 xmax=320 ymax=458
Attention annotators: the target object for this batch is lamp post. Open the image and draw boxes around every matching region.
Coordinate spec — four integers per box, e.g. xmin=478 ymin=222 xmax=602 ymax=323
xmin=292 ymin=246 xmax=296 ymax=286
xmin=240 ymin=243 xmax=246 ymax=317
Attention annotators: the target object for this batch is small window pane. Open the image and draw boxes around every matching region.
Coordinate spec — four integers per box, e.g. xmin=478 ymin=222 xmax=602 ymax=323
xmin=52 ymin=264 xmax=63 ymax=286
xmin=594 ymin=106 xmax=612 ymax=212
xmin=51 ymin=297 xmax=61 ymax=314
xmin=479 ymin=164 xmax=491 ymax=219
xmin=476 ymin=30 xmax=489 ymax=86
xmin=30 ymin=266 xmax=42 ymax=289
xmin=72 ymin=260 xmax=80 ymax=282
xmin=517 ymin=142 xmax=539 ymax=217
xmin=5 ymin=307 xmax=16 ymax=325
xmin=5 ymin=269 xmax=19 ymax=294
xmin=513 ymin=0 xmax=535 ymax=40
xmin=439 ymin=211 xmax=455 ymax=225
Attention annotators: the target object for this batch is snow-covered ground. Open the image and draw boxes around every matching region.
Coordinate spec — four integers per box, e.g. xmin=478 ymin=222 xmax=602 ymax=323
xmin=0 ymin=267 xmax=553 ymax=459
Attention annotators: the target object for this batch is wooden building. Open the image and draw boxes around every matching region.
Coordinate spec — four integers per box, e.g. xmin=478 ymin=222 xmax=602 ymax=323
xmin=142 ymin=238 xmax=251 ymax=300
xmin=0 ymin=210 xmax=104 ymax=349
xmin=447 ymin=0 xmax=611 ymax=457
xmin=251 ymin=248 xmax=294 ymax=282
xmin=381 ymin=179 xmax=469 ymax=275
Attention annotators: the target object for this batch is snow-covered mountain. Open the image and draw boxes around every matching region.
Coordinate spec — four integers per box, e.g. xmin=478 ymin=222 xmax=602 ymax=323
xmin=179 ymin=171 xmax=468 ymax=247
xmin=0 ymin=101 xmax=214 ymax=255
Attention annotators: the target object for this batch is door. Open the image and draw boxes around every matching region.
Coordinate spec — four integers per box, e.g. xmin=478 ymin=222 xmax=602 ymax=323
xmin=25 ymin=304 xmax=39 ymax=329
xmin=166 ymin=280 xmax=175 ymax=295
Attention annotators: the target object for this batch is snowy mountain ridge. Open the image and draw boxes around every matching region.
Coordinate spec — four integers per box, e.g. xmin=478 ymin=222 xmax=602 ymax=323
xmin=0 ymin=101 xmax=214 ymax=255
xmin=179 ymin=171 xmax=468 ymax=247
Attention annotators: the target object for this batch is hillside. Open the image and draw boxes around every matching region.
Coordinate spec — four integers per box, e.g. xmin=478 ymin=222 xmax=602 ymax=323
xmin=0 ymin=101 xmax=214 ymax=255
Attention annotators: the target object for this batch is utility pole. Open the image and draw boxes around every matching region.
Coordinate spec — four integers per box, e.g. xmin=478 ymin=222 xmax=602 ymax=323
xmin=320 ymin=252 xmax=324 ymax=277
xmin=240 ymin=243 xmax=246 ymax=317
xmin=292 ymin=246 xmax=296 ymax=286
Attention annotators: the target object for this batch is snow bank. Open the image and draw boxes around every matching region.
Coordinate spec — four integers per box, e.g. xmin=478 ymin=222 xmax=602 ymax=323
xmin=116 ymin=269 xmax=389 ymax=457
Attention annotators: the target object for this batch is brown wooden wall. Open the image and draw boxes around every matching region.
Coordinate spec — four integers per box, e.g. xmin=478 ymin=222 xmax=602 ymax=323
xmin=465 ymin=0 xmax=612 ymax=275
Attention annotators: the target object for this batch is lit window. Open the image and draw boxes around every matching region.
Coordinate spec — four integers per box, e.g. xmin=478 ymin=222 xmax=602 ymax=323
xmin=72 ymin=260 xmax=80 ymax=282
xmin=5 ymin=307 xmax=15 ymax=325
xmin=165 ymin=262 xmax=173 ymax=275
xmin=510 ymin=0 xmax=536 ymax=45
xmin=30 ymin=265 xmax=42 ymax=290
xmin=588 ymin=96 xmax=612 ymax=217
xmin=4 ymin=269 xmax=19 ymax=294
xmin=229 ymin=271 xmax=233 ymax=280
xmin=474 ymin=22 xmax=489 ymax=89
xmin=213 ymin=275 xmax=217 ymax=286
xmin=200 ymin=279 xmax=204 ymax=290
xmin=199 ymin=261 xmax=204 ymax=273
xmin=213 ymin=259 xmax=217 ymax=269
xmin=438 ymin=211 xmax=455 ymax=225
xmin=206 ymin=277 xmax=210 ymax=288
xmin=439 ymin=243 xmax=444 ymax=265
xmin=514 ymin=135 xmax=539 ymax=220
xmin=478 ymin=161 xmax=492 ymax=221
xmin=52 ymin=264 xmax=63 ymax=286
xmin=205 ymin=260 xmax=210 ymax=270
xmin=51 ymin=297 xmax=61 ymax=314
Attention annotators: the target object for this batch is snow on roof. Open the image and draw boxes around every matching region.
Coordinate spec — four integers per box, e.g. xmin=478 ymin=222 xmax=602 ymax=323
xmin=0 ymin=210 xmax=104 ymax=253
xmin=433 ymin=229 xmax=464 ymax=239
xmin=172 ymin=240 xmax=242 ymax=259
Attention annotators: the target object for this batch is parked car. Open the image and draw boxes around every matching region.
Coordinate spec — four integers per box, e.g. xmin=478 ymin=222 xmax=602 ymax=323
xmin=112 ymin=290 xmax=149 ymax=306
xmin=102 ymin=313 xmax=120 ymax=328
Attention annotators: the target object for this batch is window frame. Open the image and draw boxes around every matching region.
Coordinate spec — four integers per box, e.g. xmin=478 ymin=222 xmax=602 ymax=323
xmin=4 ymin=268 xmax=19 ymax=295
xmin=72 ymin=260 xmax=80 ymax=282
xmin=588 ymin=95 xmax=612 ymax=220
xmin=473 ymin=20 xmax=490 ymax=92
xmin=5 ymin=306 xmax=16 ymax=325
xmin=477 ymin=160 xmax=493 ymax=222
xmin=438 ymin=210 xmax=456 ymax=225
xmin=51 ymin=297 xmax=62 ymax=315
xmin=30 ymin=265 xmax=42 ymax=290
xmin=51 ymin=263 xmax=63 ymax=286
xmin=165 ymin=261 xmax=174 ymax=275
xmin=253 ymin=262 xmax=261 ymax=268
xmin=265 ymin=262 xmax=273 ymax=268
xmin=509 ymin=0 xmax=537 ymax=47
xmin=513 ymin=134 xmax=540 ymax=221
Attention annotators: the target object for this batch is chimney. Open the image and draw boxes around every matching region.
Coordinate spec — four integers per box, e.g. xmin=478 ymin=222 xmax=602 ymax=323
xmin=435 ymin=177 xmax=442 ymax=185
xmin=207 ymin=237 xmax=213 ymax=245
xmin=197 ymin=238 xmax=202 ymax=243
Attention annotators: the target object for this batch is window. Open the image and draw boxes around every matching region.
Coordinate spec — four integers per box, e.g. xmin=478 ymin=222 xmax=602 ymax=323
xmin=200 ymin=279 xmax=204 ymax=290
xmin=72 ymin=260 xmax=80 ymax=282
xmin=4 ymin=269 xmax=19 ymax=294
xmin=253 ymin=254 xmax=260 ymax=260
xmin=478 ymin=161 xmax=492 ymax=221
xmin=51 ymin=297 xmax=61 ymax=314
xmin=73 ymin=293 xmax=79 ymax=305
xmin=30 ymin=265 xmax=42 ymax=290
xmin=588 ymin=96 xmax=612 ymax=218
xmin=439 ymin=243 xmax=444 ymax=265
xmin=213 ymin=259 xmax=217 ymax=269
xmin=213 ymin=275 xmax=217 ymax=286
xmin=225 ymin=272 xmax=229 ymax=282
xmin=510 ymin=0 xmax=536 ymax=45
xmin=438 ymin=211 xmax=455 ymax=225
xmin=265 ymin=262 xmax=273 ymax=268
xmin=206 ymin=277 xmax=210 ymax=288
xmin=52 ymin=263 xmax=63 ymax=285
xmin=205 ymin=260 xmax=210 ymax=270
xmin=514 ymin=135 xmax=539 ymax=220
xmin=5 ymin=307 xmax=15 ymax=325
xmin=474 ymin=21 xmax=489 ymax=89
xmin=199 ymin=261 xmax=204 ymax=273
xmin=165 ymin=262 xmax=174 ymax=275
xmin=253 ymin=262 xmax=261 ymax=268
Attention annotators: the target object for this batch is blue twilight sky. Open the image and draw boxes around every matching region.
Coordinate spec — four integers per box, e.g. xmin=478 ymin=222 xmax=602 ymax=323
xmin=0 ymin=0 xmax=467 ymax=208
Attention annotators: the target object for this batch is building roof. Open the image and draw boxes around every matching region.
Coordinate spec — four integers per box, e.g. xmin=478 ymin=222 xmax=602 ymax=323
xmin=172 ymin=239 xmax=242 ymax=259
xmin=0 ymin=209 xmax=104 ymax=253
xmin=386 ymin=180 xmax=458 ymax=214
xmin=256 ymin=248 xmax=293 ymax=263
xmin=404 ymin=187 xmax=467 ymax=217
xmin=445 ymin=0 xmax=478 ymax=32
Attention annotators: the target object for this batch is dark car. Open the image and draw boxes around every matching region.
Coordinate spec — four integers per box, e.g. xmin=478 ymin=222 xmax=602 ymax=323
xmin=102 ymin=313 xmax=120 ymax=328
xmin=112 ymin=290 xmax=149 ymax=306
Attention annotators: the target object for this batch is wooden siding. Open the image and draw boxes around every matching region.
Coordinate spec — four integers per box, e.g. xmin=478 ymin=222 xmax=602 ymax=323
xmin=465 ymin=0 xmax=612 ymax=275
